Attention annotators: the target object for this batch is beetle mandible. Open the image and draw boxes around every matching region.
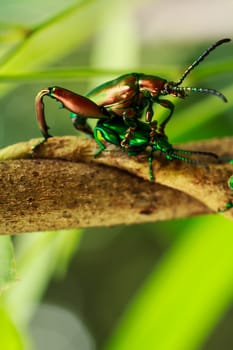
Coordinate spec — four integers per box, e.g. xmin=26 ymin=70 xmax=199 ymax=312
xmin=35 ymin=38 xmax=230 ymax=146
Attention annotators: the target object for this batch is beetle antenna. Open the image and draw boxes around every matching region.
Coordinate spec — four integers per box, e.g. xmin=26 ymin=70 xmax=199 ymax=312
xmin=176 ymin=38 xmax=231 ymax=86
xmin=171 ymin=86 xmax=228 ymax=102
xmin=169 ymin=149 xmax=218 ymax=166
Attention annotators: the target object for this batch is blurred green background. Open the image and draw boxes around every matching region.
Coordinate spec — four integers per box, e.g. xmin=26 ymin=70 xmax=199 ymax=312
xmin=0 ymin=1 xmax=233 ymax=349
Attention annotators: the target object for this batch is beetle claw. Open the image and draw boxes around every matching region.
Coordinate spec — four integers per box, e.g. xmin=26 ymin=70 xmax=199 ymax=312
xmin=30 ymin=136 xmax=52 ymax=158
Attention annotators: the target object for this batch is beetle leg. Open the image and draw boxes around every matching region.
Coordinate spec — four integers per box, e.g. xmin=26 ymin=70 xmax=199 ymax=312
xmin=93 ymin=127 xmax=107 ymax=157
xmin=31 ymin=89 xmax=53 ymax=157
xmin=149 ymin=120 xmax=158 ymax=143
xmin=70 ymin=114 xmax=94 ymax=137
xmin=145 ymin=101 xmax=154 ymax=123
xmin=36 ymin=86 xmax=109 ymax=138
xmin=148 ymin=150 xmax=155 ymax=181
xmin=35 ymin=89 xmax=53 ymax=139
xmin=121 ymin=116 xmax=137 ymax=149
xmin=121 ymin=126 xmax=137 ymax=149
xmin=157 ymin=99 xmax=174 ymax=135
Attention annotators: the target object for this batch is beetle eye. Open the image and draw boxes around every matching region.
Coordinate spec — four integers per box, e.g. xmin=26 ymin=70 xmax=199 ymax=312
xmin=162 ymin=83 xmax=170 ymax=95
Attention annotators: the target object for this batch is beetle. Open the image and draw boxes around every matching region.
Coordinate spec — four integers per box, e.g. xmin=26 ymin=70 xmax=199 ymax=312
xmin=94 ymin=117 xmax=218 ymax=180
xmin=35 ymin=38 xmax=230 ymax=146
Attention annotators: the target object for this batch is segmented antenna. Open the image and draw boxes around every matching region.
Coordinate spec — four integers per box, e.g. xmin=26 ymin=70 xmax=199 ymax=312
xmin=173 ymin=86 xmax=228 ymax=102
xmin=176 ymin=38 xmax=231 ymax=86
xmin=169 ymin=148 xmax=218 ymax=167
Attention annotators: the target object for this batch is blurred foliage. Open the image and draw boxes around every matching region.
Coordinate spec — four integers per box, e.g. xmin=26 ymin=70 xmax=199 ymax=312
xmin=0 ymin=1 xmax=233 ymax=349
xmin=0 ymin=236 xmax=16 ymax=292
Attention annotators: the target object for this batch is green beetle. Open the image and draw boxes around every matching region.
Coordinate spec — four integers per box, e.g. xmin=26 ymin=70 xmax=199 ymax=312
xmin=93 ymin=117 xmax=218 ymax=180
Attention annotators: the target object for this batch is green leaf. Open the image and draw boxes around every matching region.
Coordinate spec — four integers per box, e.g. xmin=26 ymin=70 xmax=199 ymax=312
xmin=105 ymin=216 xmax=233 ymax=350
xmin=0 ymin=0 xmax=117 ymax=96
xmin=4 ymin=229 xmax=82 ymax=327
xmin=0 ymin=305 xmax=23 ymax=350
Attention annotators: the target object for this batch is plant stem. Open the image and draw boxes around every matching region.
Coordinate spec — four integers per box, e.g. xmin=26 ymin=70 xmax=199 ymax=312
xmin=0 ymin=136 xmax=232 ymax=234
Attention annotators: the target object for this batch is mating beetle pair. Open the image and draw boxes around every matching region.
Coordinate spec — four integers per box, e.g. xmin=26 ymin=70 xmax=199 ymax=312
xmin=35 ymin=38 xmax=230 ymax=179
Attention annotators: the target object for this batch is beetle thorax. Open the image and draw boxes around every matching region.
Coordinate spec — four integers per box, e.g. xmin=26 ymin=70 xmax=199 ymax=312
xmin=138 ymin=75 xmax=167 ymax=97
